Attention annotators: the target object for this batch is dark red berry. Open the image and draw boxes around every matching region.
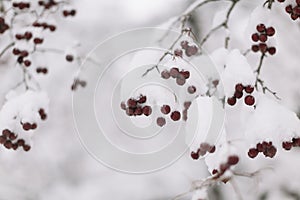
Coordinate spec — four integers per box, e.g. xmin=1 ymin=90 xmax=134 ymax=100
xmin=174 ymin=49 xmax=183 ymax=57
xmin=185 ymin=45 xmax=198 ymax=57
xmin=208 ymin=145 xmax=216 ymax=153
xmin=244 ymin=95 xmax=255 ymax=106
xmin=259 ymin=34 xmax=268 ymax=42
xmin=13 ymin=48 xmax=20 ymax=55
xmin=156 ymin=117 xmax=166 ymax=127
xmin=187 ymin=85 xmax=196 ymax=94
xmin=297 ymin=0 xmax=300 ymax=5
xmin=138 ymin=95 xmax=147 ymax=104
xmin=234 ymin=91 xmax=243 ymax=99
xmin=266 ymin=27 xmax=275 ymax=36
xmin=256 ymin=143 xmax=263 ymax=152
xmin=66 ymin=55 xmax=74 ymax=62
xmin=286 ymin=5 xmax=293 ymax=13
xmin=4 ymin=140 xmax=12 ymax=149
xmin=227 ymin=97 xmax=237 ymax=106
xmin=180 ymin=41 xmax=189 ymax=49
xmin=291 ymin=13 xmax=298 ymax=20
xmin=126 ymin=108 xmax=134 ymax=116
xmin=227 ymin=155 xmax=239 ymax=165
xmin=256 ymin=24 xmax=266 ymax=33
xmin=143 ymin=106 xmax=152 ymax=116
xmin=268 ymin=47 xmax=276 ymax=55
xmin=282 ymin=141 xmax=292 ymax=150
xmin=134 ymin=107 xmax=143 ymax=116
xmin=251 ymin=33 xmax=259 ymax=42
xmin=0 ymin=135 xmax=6 ymax=144
xmin=161 ymin=70 xmax=170 ymax=79
xmin=23 ymin=144 xmax=31 ymax=151
xmin=212 ymin=169 xmax=218 ymax=175
xmin=33 ymin=38 xmax=43 ymax=44
xmin=24 ymin=60 xmax=31 ymax=67
xmin=120 ymin=102 xmax=126 ymax=110
xmin=245 ymin=85 xmax=254 ymax=94
xmin=2 ymin=129 xmax=11 ymax=137
xmin=170 ymin=68 xmax=179 ymax=78
xmin=17 ymin=139 xmax=25 ymax=147
xmin=180 ymin=71 xmax=190 ymax=79
xmin=251 ymin=45 xmax=259 ymax=52
xmin=191 ymin=151 xmax=199 ymax=160
xmin=259 ymin=43 xmax=268 ymax=53
xmin=127 ymin=98 xmax=137 ymax=108
xmin=161 ymin=105 xmax=171 ymax=115
xmin=170 ymin=111 xmax=181 ymax=121
xmin=9 ymin=132 xmax=17 ymax=140
xmin=176 ymin=76 xmax=186 ymax=86
xmin=22 ymin=123 xmax=31 ymax=131
xmin=248 ymin=148 xmax=258 ymax=158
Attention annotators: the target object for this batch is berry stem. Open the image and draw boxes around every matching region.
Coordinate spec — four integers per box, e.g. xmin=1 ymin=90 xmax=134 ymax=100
xmin=0 ymin=42 xmax=14 ymax=58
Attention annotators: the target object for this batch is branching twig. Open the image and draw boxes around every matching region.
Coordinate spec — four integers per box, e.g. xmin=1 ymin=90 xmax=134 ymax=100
xmin=254 ymin=53 xmax=281 ymax=100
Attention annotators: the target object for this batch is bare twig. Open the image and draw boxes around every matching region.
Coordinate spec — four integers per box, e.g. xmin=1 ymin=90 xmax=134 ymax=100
xmin=0 ymin=42 xmax=14 ymax=58
xmin=254 ymin=53 xmax=281 ymax=100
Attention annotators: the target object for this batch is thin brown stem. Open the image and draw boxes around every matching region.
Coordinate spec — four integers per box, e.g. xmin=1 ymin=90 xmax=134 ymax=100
xmin=0 ymin=42 xmax=14 ymax=58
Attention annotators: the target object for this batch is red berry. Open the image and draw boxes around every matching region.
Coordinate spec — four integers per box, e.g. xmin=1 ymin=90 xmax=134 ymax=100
xmin=259 ymin=43 xmax=268 ymax=53
xmin=170 ymin=111 xmax=181 ymax=121
xmin=24 ymin=60 xmax=31 ymax=67
xmin=126 ymin=108 xmax=134 ymax=116
xmin=138 ymin=95 xmax=147 ymax=104
xmin=174 ymin=49 xmax=183 ymax=57
xmin=161 ymin=70 xmax=170 ymax=79
xmin=70 ymin=10 xmax=76 ymax=16
xmin=227 ymin=155 xmax=239 ymax=165
xmin=245 ymin=85 xmax=254 ymax=94
xmin=2 ymin=129 xmax=11 ymax=137
xmin=185 ymin=45 xmax=198 ymax=57
xmin=66 ymin=55 xmax=74 ymax=62
xmin=191 ymin=151 xmax=199 ymax=160
xmin=286 ymin=5 xmax=293 ymax=13
xmin=256 ymin=143 xmax=263 ymax=152
xmin=23 ymin=144 xmax=31 ymax=151
xmin=268 ymin=47 xmax=276 ymax=55
xmin=251 ymin=33 xmax=259 ymax=42
xmin=212 ymin=169 xmax=218 ymax=175
xmin=227 ymin=97 xmax=236 ymax=106
xmin=0 ymin=135 xmax=6 ymax=144
xmin=208 ymin=145 xmax=216 ymax=153
xmin=251 ymin=45 xmax=259 ymax=52
xmin=13 ymin=48 xmax=20 ymax=55
xmin=244 ymin=95 xmax=255 ymax=106
xmin=282 ymin=141 xmax=292 ymax=150
xmin=266 ymin=27 xmax=275 ymax=36
xmin=259 ymin=34 xmax=268 ymax=42
xmin=180 ymin=71 xmax=190 ymax=79
xmin=24 ymin=32 xmax=32 ymax=40
xmin=187 ymin=85 xmax=196 ymax=94
xmin=120 ymin=102 xmax=126 ymax=110
xmin=156 ymin=117 xmax=166 ymax=127
xmin=297 ymin=0 xmax=300 ymax=5
xmin=161 ymin=105 xmax=171 ymax=115
xmin=170 ymin=67 xmax=179 ymax=78
xmin=143 ymin=106 xmax=152 ymax=116
xmin=22 ymin=123 xmax=31 ymax=131
xmin=180 ymin=41 xmax=189 ymax=49
xmin=293 ymin=6 xmax=300 ymax=15
xmin=4 ymin=140 xmax=12 ymax=149
xmin=234 ymin=91 xmax=243 ymax=99
xmin=17 ymin=139 xmax=25 ymax=147
xmin=176 ymin=76 xmax=186 ymax=86
xmin=235 ymin=83 xmax=244 ymax=93
xmin=248 ymin=148 xmax=258 ymax=158
xmin=256 ymin=24 xmax=266 ymax=33
xmin=291 ymin=13 xmax=298 ymax=20
xmin=134 ymin=107 xmax=143 ymax=116
xmin=127 ymin=98 xmax=137 ymax=108
xmin=33 ymin=38 xmax=43 ymax=44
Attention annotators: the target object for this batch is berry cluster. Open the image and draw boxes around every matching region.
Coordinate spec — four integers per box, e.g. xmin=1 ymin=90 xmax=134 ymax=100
xmin=248 ymin=141 xmax=277 ymax=158
xmin=12 ymin=48 xmax=31 ymax=66
xmin=0 ymin=17 xmax=9 ymax=34
xmin=38 ymin=0 xmax=57 ymax=9
xmin=180 ymin=41 xmax=198 ymax=57
xmin=22 ymin=122 xmax=37 ymax=131
xmin=173 ymin=49 xmax=183 ymax=58
xmin=251 ymin=24 xmax=276 ymax=55
xmin=0 ymin=129 xmax=31 ymax=151
xmin=191 ymin=143 xmax=216 ymax=160
xmin=36 ymin=67 xmax=48 ymax=74
xmin=63 ymin=9 xmax=77 ymax=17
xmin=39 ymin=108 xmax=47 ymax=120
xmin=12 ymin=2 xmax=30 ymax=9
xmin=282 ymin=137 xmax=300 ymax=150
xmin=211 ymin=155 xmax=239 ymax=178
xmin=161 ymin=67 xmax=190 ymax=86
xmin=120 ymin=95 xmax=152 ymax=117
xmin=278 ymin=0 xmax=300 ymax=20
xmin=15 ymin=32 xmax=33 ymax=41
xmin=71 ymin=79 xmax=87 ymax=91
xmin=32 ymin=22 xmax=56 ymax=32
xmin=227 ymin=83 xmax=255 ymax=106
